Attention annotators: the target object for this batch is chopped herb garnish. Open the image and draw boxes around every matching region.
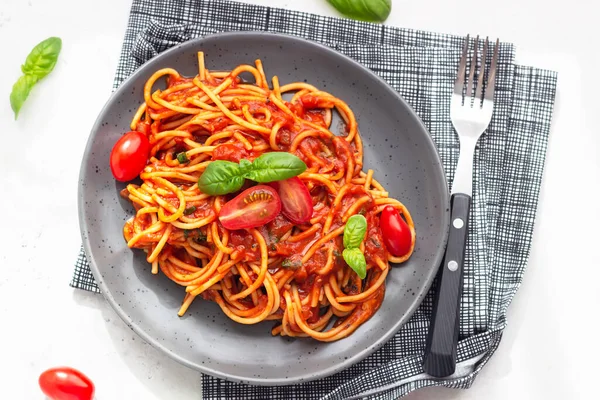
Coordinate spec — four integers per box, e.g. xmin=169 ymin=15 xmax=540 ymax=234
xmin=183 ymin=206 xmax=197 ymax=215
xmin=370 ymin=238 xmax=381 ymax=248
xmin=184 ymin=229 xmax=206 ymax=242
xmin=333 ymin=249 xmax=342 ymax=257
xmin=268 ymin=231 xmax=279 ymax=244
xmin=281 ymin=259 xmax=302 ymax=270
xmin=176 ymin=152 xmax=190 ymax=164
xmin=193 ymin=233 xmax=207 ymax=243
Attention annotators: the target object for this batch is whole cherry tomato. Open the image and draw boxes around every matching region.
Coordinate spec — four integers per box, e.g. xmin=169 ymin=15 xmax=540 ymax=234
xmin=380 ymin=205 xmax=412 ymax=257
xmin=39 ymin=366 xmax=95 ymax=400
xmin=109 ymin=130 xmax=150 ymax=182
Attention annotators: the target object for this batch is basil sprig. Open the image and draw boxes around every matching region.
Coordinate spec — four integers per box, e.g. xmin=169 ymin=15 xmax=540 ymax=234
xmin=326 ymin=0 xmax=392 ymax=23
xmin=198 ymin=152 xmax=306 ymax=195
xmin=10 ymin=37 xmax=62 ymax=119
xmin=342 ymin=214 xmax=368 ymax=279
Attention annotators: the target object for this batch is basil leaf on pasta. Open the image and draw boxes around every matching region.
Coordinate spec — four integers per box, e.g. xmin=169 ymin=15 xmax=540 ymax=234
xmin=198 ymin=160 xmax=245 ymax=195
xmin=245 ymin=152 xmax=307 ymax=183
xmin=343 ymin=214 xmax=367 ymax=249
xmin=343 ymin=248 xmax=367 ymax=279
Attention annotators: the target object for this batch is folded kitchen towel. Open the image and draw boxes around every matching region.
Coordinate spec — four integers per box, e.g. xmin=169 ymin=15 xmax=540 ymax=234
xmin=71 ymin=1 xmax=558 ymax=398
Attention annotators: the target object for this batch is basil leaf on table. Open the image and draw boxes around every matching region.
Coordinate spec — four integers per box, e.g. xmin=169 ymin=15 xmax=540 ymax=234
xmin=327 ymin=0 xmax=392 ymax=22
xmin=10 ymin=75 xmax=38 ymax=120
xmin=245 ymin=152 xmax=307 ymax=183
xmin=21 ymin=37 xmax=62 ymax=79
xmin=198 ymin=160 xmax=245 ymax=195
xmin=343 ymin=248 xmax=367 ymax=279
xmin=10 ymin=36 xmax=62 ymax=120
xmin=343 ymin=214 xmax=367 ymax=249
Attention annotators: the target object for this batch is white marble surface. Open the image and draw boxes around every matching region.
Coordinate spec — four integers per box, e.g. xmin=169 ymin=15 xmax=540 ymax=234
xmin=1 ymin=0 xmax=598 ymax=399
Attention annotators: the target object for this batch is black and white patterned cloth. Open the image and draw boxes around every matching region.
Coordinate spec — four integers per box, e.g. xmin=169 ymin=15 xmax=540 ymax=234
xmin=71 ymin=0 xmax=558 ymax=398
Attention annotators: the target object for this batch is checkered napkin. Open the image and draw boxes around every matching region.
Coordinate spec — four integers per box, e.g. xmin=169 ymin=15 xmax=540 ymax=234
xmin=71 ymin=0 xmax=558 ymax=398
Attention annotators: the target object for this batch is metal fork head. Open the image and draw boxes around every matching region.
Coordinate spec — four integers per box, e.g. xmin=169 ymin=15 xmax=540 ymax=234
xmin=450 ymin=35 xmax=499 ymax=139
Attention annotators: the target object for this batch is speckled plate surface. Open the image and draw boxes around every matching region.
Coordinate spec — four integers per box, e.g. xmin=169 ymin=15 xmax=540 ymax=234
xmin=78 ymin=32 xmax=450 ymax=385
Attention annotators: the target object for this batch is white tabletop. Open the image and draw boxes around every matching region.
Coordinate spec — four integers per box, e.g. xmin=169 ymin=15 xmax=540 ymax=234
xmin=1 ymin=0 xmax=598 ymax=399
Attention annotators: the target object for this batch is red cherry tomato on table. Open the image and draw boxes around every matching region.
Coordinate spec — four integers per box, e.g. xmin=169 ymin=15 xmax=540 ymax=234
xmin=380 ymin=205 xmax=413 ymax=257
xmin=219 ymin=185 xmax=282 ymax=230
xmin=268 ymin=177 xmax=313 ymax=224
xmin=39 ymin=366 xmax=95 ymax=400
xmin=109 ymin=131 xmax=150 ymax=182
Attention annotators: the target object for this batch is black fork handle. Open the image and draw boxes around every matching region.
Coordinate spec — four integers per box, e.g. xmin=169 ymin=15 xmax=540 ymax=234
xmin=423 ymin=193 xmax=471 ymax=377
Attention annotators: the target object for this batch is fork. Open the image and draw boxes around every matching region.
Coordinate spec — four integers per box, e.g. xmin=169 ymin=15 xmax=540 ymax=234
xmin=423 ymin=35 xmax=499 ymax=378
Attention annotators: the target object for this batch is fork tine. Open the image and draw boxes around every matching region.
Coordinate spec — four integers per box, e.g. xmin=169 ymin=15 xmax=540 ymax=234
xmin=454 ymin=34 xmax=470 ymax=95
xmin=485 ymin=38 xmax=500 ymax=101
xmin=465 ymin=35 xmax=479 ymax=99
xmin=475 ymin=37 xmax=489 ymax=107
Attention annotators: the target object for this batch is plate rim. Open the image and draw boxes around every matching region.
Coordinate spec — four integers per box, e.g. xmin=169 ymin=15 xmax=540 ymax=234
xmin=78 ymin=31 xmax=450 ymax=386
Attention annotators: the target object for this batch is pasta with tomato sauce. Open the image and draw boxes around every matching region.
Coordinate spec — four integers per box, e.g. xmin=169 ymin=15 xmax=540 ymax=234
xmin=114 ymin=53 xmax=416 ymax=342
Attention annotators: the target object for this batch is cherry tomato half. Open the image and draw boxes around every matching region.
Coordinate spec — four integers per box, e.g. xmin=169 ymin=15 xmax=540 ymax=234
xmin=39 ymin=366 xmax=95 ymax=400
xmin=109 ymin=131 xmax=150 ymax=182
xmin=268 ymin=177 xmax=313 ymax=224
xmin=380 ymin=205 xmax=412 ymax=257
xmin=219 ymin=185 xmax=282 ymax=230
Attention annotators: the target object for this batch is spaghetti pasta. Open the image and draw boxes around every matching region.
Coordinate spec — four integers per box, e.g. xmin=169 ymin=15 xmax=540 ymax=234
xmin=120 ymin=54 xmax=416 ymax=342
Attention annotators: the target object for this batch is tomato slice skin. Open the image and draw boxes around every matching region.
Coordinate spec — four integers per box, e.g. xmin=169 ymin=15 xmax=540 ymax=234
xmin=268 ymin=177 xmax=313 ymax=224
xmin=219 ymin=185 xmax=282 ymax=230
xmin=109 ymin=131 xmax=150 ymax=182
xmin=380 ymin=206 xmax=412 ymax=257
xmin=38 ymin=366 xmax=95 ymax=400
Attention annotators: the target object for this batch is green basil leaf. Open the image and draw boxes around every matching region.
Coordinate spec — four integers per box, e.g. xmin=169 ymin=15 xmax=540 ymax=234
xmin=238 ymin=158 xmax=253 ymax=175
xmin=21 ymin=37 xmax=62 ymax=80
xmin=244 ymin=152 xmax=307 ymax=183
xmin=281 ymin=258 xmax=302 ymax=270
xmin=10 ymin=74 xmax=38 ymax=120
xmin=198 ymin=160 xmax=245 ymax=195
xmin=10 ymin=36 xmax=62 ymax=120
xmin=343 ymin=214 xmax=367 ymax=249
xmin=327 ymin=0 xmax=392 ymax=22
xmin=343 ymin=248 xmax=367 ymax=279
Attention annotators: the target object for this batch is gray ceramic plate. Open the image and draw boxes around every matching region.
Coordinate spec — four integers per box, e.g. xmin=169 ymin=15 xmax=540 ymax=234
xmin=79 ymin=32 xmax=450 ymax=385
